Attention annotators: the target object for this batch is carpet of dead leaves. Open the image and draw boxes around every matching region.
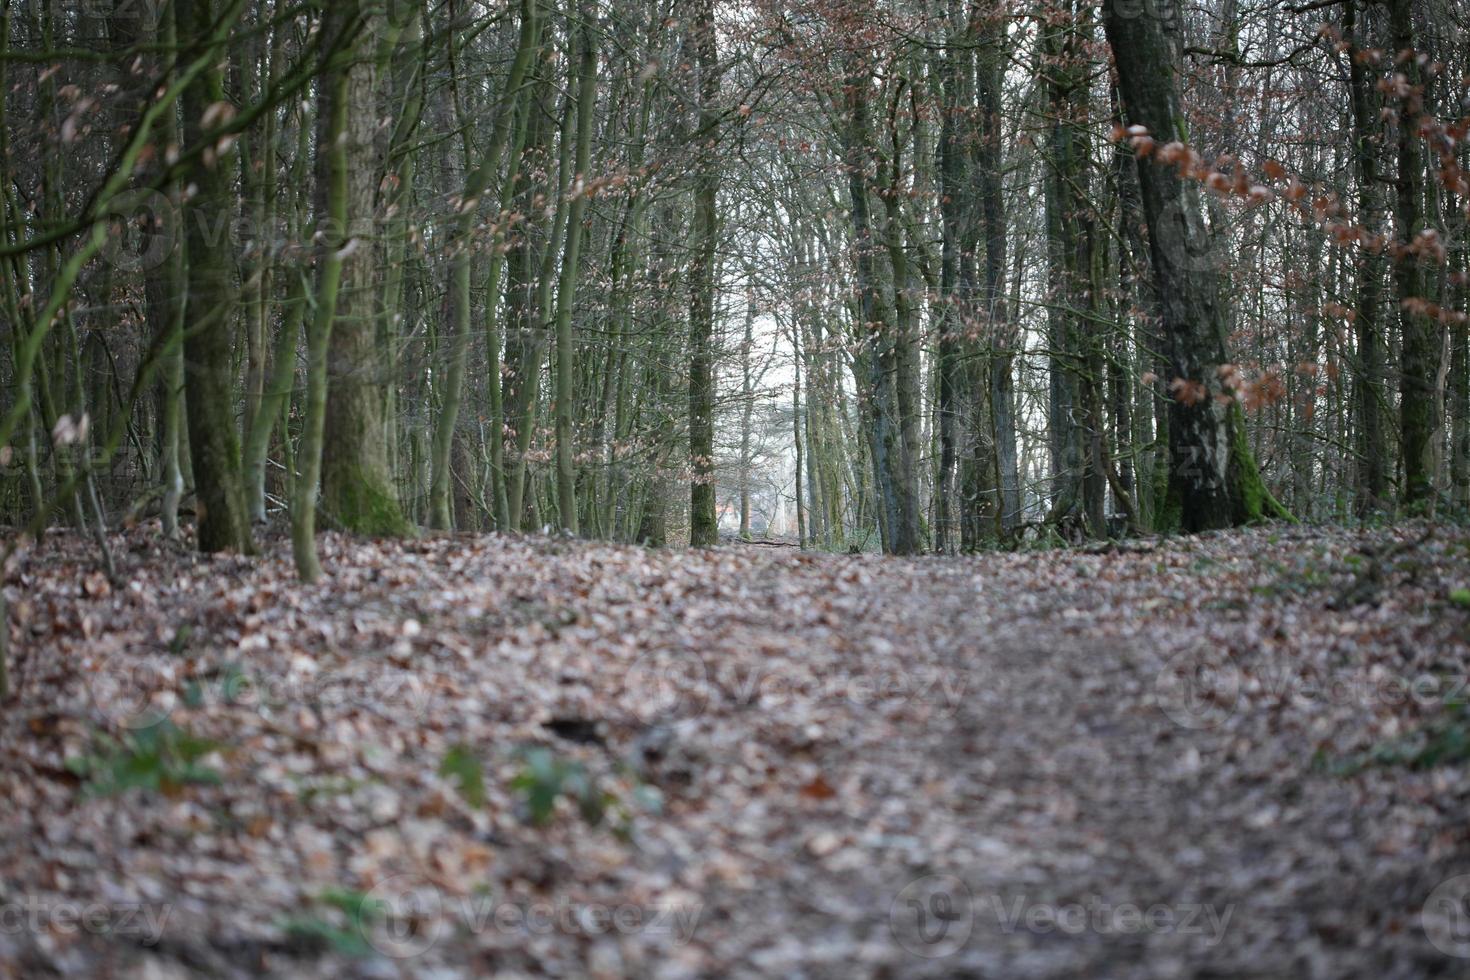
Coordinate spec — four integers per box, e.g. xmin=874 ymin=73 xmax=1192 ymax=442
xmin=2 ymin=522 xmax=1470 ymax=978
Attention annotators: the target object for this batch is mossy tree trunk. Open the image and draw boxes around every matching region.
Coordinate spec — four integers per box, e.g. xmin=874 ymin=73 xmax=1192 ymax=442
xmin=141 ymin=0 xmax=186 ymax=539
xmin=178 ymin=0 xmax=251 ymax=553
xmin=843 ymin=55 xmax=921 ymax=555
xmin=292 ymin=0 xmax=354 ymax=582
xmin=1102 ymin=0 xmax=1289 ymax=531
xmin=240 ymin=23 xmax=290 ymax=524
xmin=320 ymin=2 xmax=409 ymax=537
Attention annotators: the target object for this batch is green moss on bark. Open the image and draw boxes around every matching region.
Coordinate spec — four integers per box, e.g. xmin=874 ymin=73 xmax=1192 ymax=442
xmin=321 ymin=461 xmax=413 ymax=537
xmin=1152 ymin=434 xmax=1181 ymax=533
xmin=1156 ymin=483 xmax=1183 ymax=534
xmin=1228 ymin=404 xmax=1294 ymax=524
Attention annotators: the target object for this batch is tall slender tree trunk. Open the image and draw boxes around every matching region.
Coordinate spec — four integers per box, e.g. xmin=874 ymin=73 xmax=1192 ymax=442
xmin=1042 ymin=3 xmax=1098 ymax=534
xmin=687 ymin=0 xmax=721 ymax=547
xmin=142 ymin=4 xmax=186 ymax=539
xmin=738 ymin=289 xmax=755 ymax=538
xmin=976 ymin=12 xmax=1019 ymax=534
xmin=1344 ymin=0 xmax=1390 ymax=514
xmin=242 ymin=92 xmax=311 ymax=524
xmin=292 ymin=1 xmax=355 ymax=581
xmin=793 ymin=348 xmax=807 ymax=546
xmin=178 ymin=0 xmax=251 ymax=553
xmin=1386 ymin=0 xmax=1440 ymax=511
xmin=504 ymin=66 xmax=564 ymax=529
xmin=552 ymin=3 xmax=597 ymax=534
xmin=933 ymin=7 xmax=966 ymax=553
xmin=881 ymin=88 xmax=924 ymax=552
xmin=844 ymin=58 xmax=920 ymax=554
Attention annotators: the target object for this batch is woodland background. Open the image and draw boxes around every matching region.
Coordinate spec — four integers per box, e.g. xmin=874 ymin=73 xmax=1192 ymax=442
xmin=0 ymin=0 xmax=1464 ymax=577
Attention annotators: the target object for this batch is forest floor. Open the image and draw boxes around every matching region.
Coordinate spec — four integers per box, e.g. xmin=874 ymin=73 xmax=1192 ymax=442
xmin=2 ymin=522 xmax=1470 ymax=978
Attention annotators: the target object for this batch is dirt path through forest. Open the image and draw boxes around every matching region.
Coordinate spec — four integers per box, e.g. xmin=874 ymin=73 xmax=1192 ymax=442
xmin=2 ymin=524 xmax=1468 ymax=977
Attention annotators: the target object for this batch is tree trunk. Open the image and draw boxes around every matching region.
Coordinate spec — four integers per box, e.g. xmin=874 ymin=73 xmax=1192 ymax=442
xmin=844 ymin=58 xmax=919 ymax=555
xmin=1102 ymin=0 xmax=1289 ymax=531
xmin=977 ymin=13 xmax=1019 ymax=534
xmin=320 ymin=3 xmax=409 ymax=536
xmin=738 ymin=289 xmax=754 ymax=539
xmin=178 ymin=0 xmax=251 ymax=553
xmin=687 ymin=0 xmax=721 ymax=547
xmin=292 ymin=1 xmax=354 ymax=582
xmin=552 ymin=4 xmax=597 ymax=535
xmin=1344 ymin=0 xmax=1390 ymax=514
xmin=1386 ymin=0 xmax=1440 ymax=511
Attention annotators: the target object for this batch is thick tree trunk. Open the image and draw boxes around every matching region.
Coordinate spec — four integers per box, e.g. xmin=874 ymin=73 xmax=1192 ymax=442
xmin=320 ymin=4 xmax=409 ymax=536
xmin=976 ymin=17 xmax=1019 ymax=534
xmin=933 ymin=16 xmax=965 ymax=553
xmin=1042 ymin=3 xmax=1104 ymax=537
xmin=844 ymin=59 xmax=920 ymax=555
xmin=880 ymin=93 xmax=924 ymax=552
xmin=1102 ymin=0 xmax=1288 ymax=531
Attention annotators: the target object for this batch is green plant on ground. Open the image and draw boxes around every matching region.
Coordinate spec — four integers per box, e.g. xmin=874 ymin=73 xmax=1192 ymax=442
xmin=280 ymin=888 xmax=382 ymax=958
xmin=509 ymin=746 xmax=660 ymax=833
xmin=439 ymin=743 xmax=486 ymax=808
xmin=66 ymin=719 xmax=223 ymax=797
xmin=1325 ymin=700 xmax=1470 ymax=774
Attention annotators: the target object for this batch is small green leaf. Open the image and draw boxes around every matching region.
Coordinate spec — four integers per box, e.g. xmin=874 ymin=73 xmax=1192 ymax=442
xmin=168 ymin=623 xmax=193 ymax=656
xmin=439 ymin=744 xmax=486 ymax=809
